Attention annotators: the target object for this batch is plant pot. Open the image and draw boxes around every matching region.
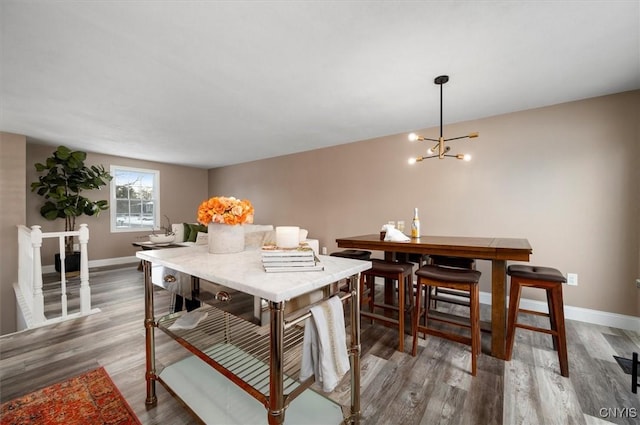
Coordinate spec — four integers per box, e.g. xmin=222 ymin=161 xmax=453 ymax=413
xmin=54 ymin=252 xmax=81 ymax=274
xmin=207 ymin=223 xmax=244 ymax=254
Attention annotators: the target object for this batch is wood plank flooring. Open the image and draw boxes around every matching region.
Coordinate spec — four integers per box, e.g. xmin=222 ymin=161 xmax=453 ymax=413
xmin=1 ymin=265 xmax=638 ymax=424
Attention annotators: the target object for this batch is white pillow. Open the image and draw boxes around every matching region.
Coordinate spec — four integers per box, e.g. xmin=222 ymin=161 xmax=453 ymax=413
xmin=171 ymin=223 xmax=186 ymax=242
xmin=244 ymin=224 xmax=274 ymax=234
xmin=195 ymin=232 xmax=208 ymax=245
xmin=245 ymin=230 xmax=276 ymax=250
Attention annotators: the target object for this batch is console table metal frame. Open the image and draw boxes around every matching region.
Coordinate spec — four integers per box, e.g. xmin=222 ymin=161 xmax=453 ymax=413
xmin=139 ymin=248 xmax=368 ymax=425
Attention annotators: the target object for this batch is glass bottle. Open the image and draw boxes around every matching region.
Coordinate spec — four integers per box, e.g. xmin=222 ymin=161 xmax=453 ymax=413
xmin=411 ymin=208 xmax=420 ymax=238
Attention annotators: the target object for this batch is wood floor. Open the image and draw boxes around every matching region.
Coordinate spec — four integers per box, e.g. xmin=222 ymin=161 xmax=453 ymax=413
xmin=1 ymin=264 xmax=638 ymax=425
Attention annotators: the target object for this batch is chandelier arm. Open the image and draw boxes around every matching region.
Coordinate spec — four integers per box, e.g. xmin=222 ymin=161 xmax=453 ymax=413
xmin=444 ymin=135 xmax=473 ymax=142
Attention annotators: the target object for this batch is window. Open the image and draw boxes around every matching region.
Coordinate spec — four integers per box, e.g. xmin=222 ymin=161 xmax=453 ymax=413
xmin=110 ymin=166 xmax=160 ymax=232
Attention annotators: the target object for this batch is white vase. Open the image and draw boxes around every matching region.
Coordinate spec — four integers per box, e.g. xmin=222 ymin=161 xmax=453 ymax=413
xmin=207 ymin=223 xmax=245 ymax=254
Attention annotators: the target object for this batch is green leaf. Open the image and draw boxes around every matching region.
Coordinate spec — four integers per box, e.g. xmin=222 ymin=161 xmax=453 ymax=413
xmin=55 ymin=146 xmax=71 ymax=160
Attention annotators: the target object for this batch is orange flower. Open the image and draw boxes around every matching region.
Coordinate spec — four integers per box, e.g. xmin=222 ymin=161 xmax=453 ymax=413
xmin=197 ymin=196 xmax=254 ymax=226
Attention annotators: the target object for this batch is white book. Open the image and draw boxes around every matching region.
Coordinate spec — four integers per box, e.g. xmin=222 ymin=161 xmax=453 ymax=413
xmin=264 ymin=262 xmax=324 ymax=273
xmin=261 ymin=246 xmax=315 ymax=257
xmin=262 ymin=259 xmax=316 ymax=267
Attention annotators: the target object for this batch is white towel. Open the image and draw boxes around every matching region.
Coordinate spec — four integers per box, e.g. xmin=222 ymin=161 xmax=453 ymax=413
xmin=300 ymin=296 xmax=350 ymax=392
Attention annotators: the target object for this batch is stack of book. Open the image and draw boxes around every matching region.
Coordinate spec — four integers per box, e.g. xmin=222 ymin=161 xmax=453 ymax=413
xmin=261 ymin=246 xmax=324 ymax=272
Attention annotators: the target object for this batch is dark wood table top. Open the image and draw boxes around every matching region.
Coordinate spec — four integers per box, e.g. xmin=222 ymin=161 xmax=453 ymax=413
xmin=336 ymin=234 xmax=532 ymax=262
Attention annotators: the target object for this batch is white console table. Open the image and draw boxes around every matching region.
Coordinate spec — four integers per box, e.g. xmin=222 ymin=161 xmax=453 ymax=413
xmin=137 ymin=246 xmax=370 ymax=424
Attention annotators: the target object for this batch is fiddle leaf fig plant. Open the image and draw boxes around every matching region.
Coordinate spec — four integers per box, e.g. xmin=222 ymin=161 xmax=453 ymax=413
xmin=31 ymin=145 xmax=113 ymax=254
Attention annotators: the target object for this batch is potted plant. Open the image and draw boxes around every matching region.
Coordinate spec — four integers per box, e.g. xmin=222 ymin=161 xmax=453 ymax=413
xmin=31 ymin=145 xmax=113 ymax=273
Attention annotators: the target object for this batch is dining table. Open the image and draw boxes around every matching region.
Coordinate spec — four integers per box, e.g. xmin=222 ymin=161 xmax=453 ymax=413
xmin=335 ymin=234 xmax=532 ymax=360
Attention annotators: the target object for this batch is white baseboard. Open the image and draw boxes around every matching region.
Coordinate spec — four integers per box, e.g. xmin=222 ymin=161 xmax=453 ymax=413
xmin=40 ymin=259 xmax=639 ymax=332
xmin=480 ymin=291 xmax=640 ymax=332
xmin=41 ymin=256 xmax=139 ymax=274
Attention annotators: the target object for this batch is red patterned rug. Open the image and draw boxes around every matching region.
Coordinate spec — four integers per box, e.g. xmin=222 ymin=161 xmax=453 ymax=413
xmin=1 ymin=367 xmax=141 ymax=425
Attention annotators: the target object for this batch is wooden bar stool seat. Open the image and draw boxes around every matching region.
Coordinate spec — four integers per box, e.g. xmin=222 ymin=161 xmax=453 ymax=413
xmin=330 ymin=250 xmax=372 ymax=260
xmin=411 ymin=264 xmax=482 ymax=376
xmin=429 ymin=255 xmax=476 ymax=308
xmin=360 ymin=259 xmax=414 ymax=352
xmin=506 ymin=264 xmax=569 ymax=377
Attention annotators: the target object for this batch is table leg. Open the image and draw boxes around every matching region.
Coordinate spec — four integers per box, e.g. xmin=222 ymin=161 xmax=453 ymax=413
xmin=491 ymin=260 xmax=507 ymax=360
xmin=268 ymin=301 xmax=285 ymax=424
xmin=349 ymin=274 xmax=361 ymax=424
xmin=188 ymin=275 xmax=202 ymax=311
xmin=143 ymin=260 xmax=157 ymax=405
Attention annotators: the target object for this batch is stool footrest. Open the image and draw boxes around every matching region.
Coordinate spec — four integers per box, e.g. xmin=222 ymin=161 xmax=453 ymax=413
xmin=518 ymin=308 xmax=550 ymax=317
xmin=426 ymin=310 xmax=472 ymax=329
xmin=430 ymin=295 xmax=471 ymax=307
xmin=361 ymin=311 xmax=401 ymax=326
xmin=416 ymin=325 xmax=473 ymax=347
xmin=515 ymin=323 xmax=557 ymax=336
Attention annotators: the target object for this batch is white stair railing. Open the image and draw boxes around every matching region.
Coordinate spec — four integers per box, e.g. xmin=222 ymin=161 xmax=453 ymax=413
xmin=15 ymin=223 xmax=97 ymax=330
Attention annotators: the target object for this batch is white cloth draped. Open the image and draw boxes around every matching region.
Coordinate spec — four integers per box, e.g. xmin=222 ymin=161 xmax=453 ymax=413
xmin=382 ymin=224 xmax=411 ymax=242
xmin=300 ymin=296 xmax=350 ymax=392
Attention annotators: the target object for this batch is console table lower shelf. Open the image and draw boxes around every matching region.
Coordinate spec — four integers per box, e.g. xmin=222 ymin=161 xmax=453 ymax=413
xmin=159 ymin=355 xmax=344 ymax=425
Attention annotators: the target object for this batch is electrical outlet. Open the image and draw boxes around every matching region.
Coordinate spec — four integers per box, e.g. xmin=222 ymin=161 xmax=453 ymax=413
xmin=73 ymin=243 xmax=79 ymax=251
xmin=567 ymin=273 xmax=578 ymax=286
xmin=322 ymin=246 xmax=327 ymax=255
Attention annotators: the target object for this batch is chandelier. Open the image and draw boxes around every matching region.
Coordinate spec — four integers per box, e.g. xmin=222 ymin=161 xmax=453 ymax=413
xmin=408 ymin=75 xmax=478 ymax=164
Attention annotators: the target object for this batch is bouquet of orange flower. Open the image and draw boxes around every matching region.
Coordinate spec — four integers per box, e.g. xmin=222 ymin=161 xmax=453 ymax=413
xmin=197 ymin=196 xmax=254 ymax=226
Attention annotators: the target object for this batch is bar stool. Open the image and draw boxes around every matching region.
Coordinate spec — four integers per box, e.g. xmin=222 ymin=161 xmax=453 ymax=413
xmin=360 ymin=259 xmax=414 ymax=352
xmin=330 ymin=250 xmax=372 ymax=260
xmin=506 ymin=264 xmax=569 ymax=377
xmin=411 ymin=264 xmax=482 ymax=376
xmin=429 ymin=255 xmax=476 ymax=309
xmin=330 ymin=250 xmax=372 ymax=292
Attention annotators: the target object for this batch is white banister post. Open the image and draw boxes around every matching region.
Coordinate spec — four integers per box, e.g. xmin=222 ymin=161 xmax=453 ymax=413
xmin=78 ymin=224 xmax=91 ymax=314
xmin=30 ymin=225 xmax=45 ymax=324
xmin=58 ymin=236 xmax=68 ymax=317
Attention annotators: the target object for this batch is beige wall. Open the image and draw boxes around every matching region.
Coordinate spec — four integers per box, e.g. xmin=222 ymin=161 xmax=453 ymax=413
xmin=209 ymin=90 xmax=640 ymax=317
xmin=25 ymin=144 xmax=209 ymax=266
xmin=2 ymin=91 xmax=637 ymax=335
xmin=0 ymin=132 xmax=27 ymax=335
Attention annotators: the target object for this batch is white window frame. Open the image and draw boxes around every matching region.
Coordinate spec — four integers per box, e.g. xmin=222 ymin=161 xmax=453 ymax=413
xmin=110 ymin=165 xmax=161 ymax=233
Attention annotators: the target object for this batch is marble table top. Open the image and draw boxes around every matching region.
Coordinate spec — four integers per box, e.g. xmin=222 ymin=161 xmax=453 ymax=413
xmin=137 ymin=245 xmax=371 ymax=302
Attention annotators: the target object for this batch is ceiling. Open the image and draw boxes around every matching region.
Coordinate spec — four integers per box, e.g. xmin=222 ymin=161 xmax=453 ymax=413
xmin=2 ymin=1 xmax=639 ymax=169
